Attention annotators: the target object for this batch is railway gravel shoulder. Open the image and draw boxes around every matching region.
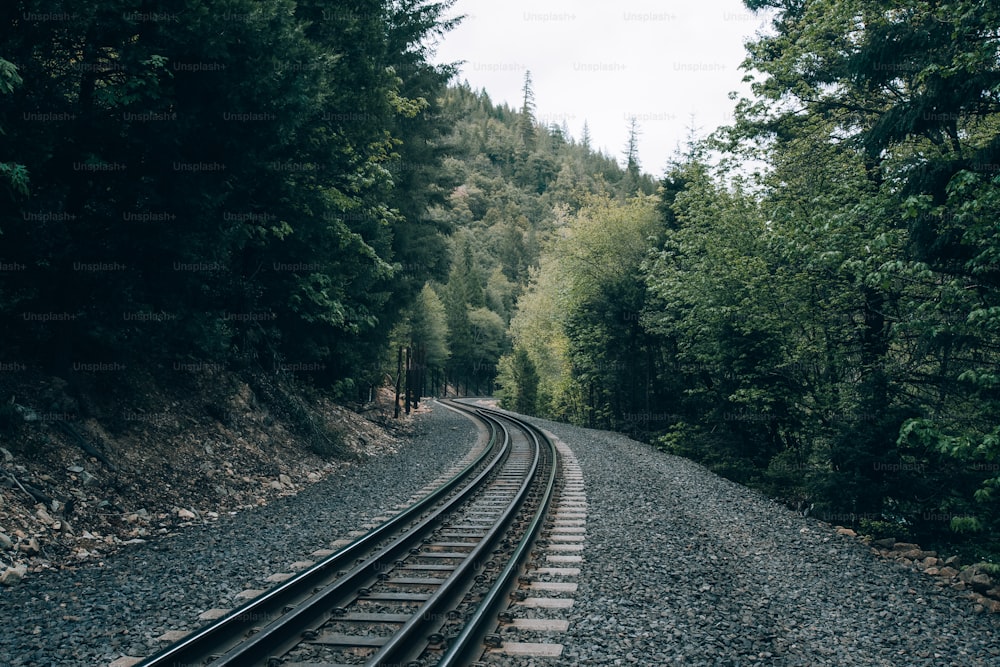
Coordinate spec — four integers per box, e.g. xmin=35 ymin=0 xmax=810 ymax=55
xmin=509 ymin=413 xmax=1000 ymax=666
xmin=0 ymin=402 xmax=478 ymax=667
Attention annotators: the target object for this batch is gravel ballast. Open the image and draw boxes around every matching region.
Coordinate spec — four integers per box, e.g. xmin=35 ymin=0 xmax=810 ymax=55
xmin=520 ymin=412 xmax=1000 ymax=666
xmin=3 ymin=401 xmax=999 ymax=665
xmin=0 ymin=402 xmax=478 ymax=666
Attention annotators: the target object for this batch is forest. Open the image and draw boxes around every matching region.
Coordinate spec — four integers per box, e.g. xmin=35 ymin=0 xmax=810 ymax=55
xmin=2 ymin=0 xmax=1000 ymax=560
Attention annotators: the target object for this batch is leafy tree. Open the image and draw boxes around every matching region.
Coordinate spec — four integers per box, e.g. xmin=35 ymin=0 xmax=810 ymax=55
xmin=497 ymin=346 xmax=538 ymax=414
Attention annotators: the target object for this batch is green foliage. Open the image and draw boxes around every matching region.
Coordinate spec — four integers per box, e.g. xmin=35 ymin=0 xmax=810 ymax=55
xmin=0 ymin=0 xmax=457 ymax=397
xmin=0 ymin=401 xmax=23 ymax=437
xmin=497 ymin=347 xmax=539 ymax=414
xmin=404 ymin=82 xmax=641 ymax=396
xmin=490 ymin=0 xmax=1000 ymax=558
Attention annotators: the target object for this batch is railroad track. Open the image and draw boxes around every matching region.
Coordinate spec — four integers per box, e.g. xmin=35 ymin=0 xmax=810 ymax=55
xmin=134 ymin=400 xmax=557 ymax=667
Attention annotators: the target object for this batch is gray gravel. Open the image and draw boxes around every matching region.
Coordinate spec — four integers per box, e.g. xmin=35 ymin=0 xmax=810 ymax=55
xmin=521 ymin=413 xmax=1000 ymax=666
xmin=0 ymin=402 xmax=477 ymax=666
xmin=4 ymin=401 xmax=999 ymax=666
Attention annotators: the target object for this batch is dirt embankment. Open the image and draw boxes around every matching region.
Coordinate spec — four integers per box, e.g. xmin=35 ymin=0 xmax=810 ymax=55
xmin=0 ymin=365 xmax=414 ymax=585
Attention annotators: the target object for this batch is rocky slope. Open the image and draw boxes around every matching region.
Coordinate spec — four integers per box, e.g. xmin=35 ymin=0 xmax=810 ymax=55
xmin=0 ymin=366 xmax=411 ymax=587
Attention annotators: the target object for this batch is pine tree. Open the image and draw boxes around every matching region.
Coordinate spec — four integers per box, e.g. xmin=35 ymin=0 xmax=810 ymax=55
xmin=518 ymin=70 xmax=537 ymax=151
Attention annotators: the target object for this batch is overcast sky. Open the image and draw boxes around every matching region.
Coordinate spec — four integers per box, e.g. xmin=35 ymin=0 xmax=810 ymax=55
xmin=429 ymin=0 xmax=774 ymax=177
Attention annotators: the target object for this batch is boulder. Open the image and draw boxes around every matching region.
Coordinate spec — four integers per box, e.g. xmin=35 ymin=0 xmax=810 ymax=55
xmin=892 ymin=542 xmax=920 ymax=552
xmin=0 ymin=533 xmax=12 ymax=550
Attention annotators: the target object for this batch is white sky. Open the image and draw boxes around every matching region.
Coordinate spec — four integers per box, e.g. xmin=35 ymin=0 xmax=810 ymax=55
xmin=429 ymin=0 xmax=774 ymax=177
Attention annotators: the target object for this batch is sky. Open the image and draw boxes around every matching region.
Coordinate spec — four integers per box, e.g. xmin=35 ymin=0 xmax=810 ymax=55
xmin=429 ymin=0 xmax=775 ymax=177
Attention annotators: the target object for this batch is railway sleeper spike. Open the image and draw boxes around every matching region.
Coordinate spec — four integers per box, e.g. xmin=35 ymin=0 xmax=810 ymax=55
xmin=518 ymin=575 xmax=532 ymax=584
xmin=483 ymin=633 xmax=504 ymax=648
xmin=427 ymin=632 xmax=445 ymax=645
xmin=331 ymin=606 xmax=347 ymax=616
xmin=358 ymin=587 xmax=372 ymax=596
xmin=510 ymin=590 xmax=527 ymax=601
xmin=267 ymin=658 xmax=282 ymax=667
xmin=301 ymin=628 xmax=319 ymax=640
xmin=498 ymin=610 xmax=515 ymax=623
xmin=409 ymin=547 xmax=421 ymax=555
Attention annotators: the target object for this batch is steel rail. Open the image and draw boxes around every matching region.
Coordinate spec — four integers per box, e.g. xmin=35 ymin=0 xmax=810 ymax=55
xmin=363 ymin=407 xmax=546 ymax=666
xmin=136 ymin=412 xmax=501 ymax=667
xmin=202 ymin=410 xmax=514 ymax=665
xmin=437 ymin=407 xmax=559 ymax=666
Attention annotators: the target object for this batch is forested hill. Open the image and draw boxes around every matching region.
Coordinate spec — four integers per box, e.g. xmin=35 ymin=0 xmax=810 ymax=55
xmin=389 ymin=80 xmax=656 ymax=398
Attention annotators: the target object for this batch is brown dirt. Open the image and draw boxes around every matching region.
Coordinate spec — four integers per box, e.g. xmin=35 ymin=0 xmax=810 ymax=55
xmin=0 ymin=366 xmax=421 ymax=581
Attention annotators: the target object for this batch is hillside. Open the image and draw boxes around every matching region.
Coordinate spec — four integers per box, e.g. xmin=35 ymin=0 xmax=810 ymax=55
xmin=0 ymin=366 xmax=411 ymax=584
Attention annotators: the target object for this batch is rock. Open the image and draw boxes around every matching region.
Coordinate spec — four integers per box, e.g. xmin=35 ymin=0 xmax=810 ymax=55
xmin=971 ymin=593 xmax=1000 ymax=613
xmin=836 ymin=527 xmax=857 ymax=537
xmin=945 ymin=555 xmax=962 ymax=567
xmin=970 ymin=574 xmax=993 ymax=592
xmin=899 ymin=549 xmax=926 ymax=560
xmin=176 ymin=508 xmax=196 ymax=520
xmin=892 ymin=542 xmax=920 ymax=552
xmin=307 ymin=472 xmax=321 ymax=482
xmin=986 ymin=587 xmax=1000 ymax=600
xmin=960 ymin=566 xmax=982 ymax=583
xmin=278 ymin=473 xmax=293 ymax=487
xmin=0 ymin=564 xmax=28 ymax=586
xmin=925 ymin=567 xmax=940 ymax=576
xmin=0 ymin=533 xmax=12 ymax=550
xmin=937 ymin=566 xmax=959 ymax=579
xmin=18 ymin=537 xmax=40 ymax=555
xmin=79 ymin=470 xmax=98 ymax=486
xmin=921 ymin=556 xmax=942 ymax=569
xmin=0 ymin=446 xmax=13 ymax=462
xmin=268 ymin=480 xmax=283 ymax=491
xmin=35 ymin=507 xmax=55 ymax=526
xmin=67 ymin=465 xmax=84 ymax=473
